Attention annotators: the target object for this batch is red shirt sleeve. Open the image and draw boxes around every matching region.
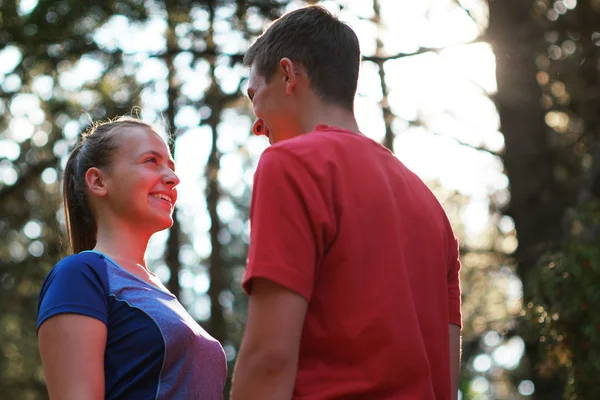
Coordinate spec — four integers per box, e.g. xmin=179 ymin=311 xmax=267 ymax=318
xmin=242 ymin=147 xmax=334 ymax=301
xmin=447 ymin=233 xmax=462 ymax=327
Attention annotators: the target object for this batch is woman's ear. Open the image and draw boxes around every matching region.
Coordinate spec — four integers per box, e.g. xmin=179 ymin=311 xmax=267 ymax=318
xmin=85 ymin=167 xmax=108 ymax=197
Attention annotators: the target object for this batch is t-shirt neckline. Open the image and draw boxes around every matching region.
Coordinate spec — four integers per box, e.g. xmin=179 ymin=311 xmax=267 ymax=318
xmin=81 ymin=250 xmax=175 ymax=297
xmin=315 ymin=124 xmax=352 ymax=133
xmin=314 ymin=124 xmax=366 ymax=137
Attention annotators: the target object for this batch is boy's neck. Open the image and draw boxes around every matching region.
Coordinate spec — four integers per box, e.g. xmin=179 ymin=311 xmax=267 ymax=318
xmin=301 ymin=99 xmax=360 ymax=135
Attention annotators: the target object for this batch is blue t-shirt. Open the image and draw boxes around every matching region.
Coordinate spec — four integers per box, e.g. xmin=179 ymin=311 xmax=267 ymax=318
xmin=37 ymin=251 xmax=227 ymax=399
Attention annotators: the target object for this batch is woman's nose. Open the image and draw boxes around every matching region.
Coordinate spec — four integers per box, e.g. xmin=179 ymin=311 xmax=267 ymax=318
xmin=164 ymin=169 xmax=180 ymax=187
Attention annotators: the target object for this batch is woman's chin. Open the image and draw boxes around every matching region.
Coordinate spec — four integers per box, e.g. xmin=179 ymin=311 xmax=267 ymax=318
xmin=145 ymin=215 xmax=174 ymax=234
xmin=157 ymin=217 xmax=174 ymax=232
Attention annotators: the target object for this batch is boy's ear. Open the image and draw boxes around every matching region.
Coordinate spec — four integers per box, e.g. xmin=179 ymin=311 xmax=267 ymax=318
xmin=85 ymin=167 xmax=108 ymax=197
xmin=280 ymin=57 xmax=300 ymax=95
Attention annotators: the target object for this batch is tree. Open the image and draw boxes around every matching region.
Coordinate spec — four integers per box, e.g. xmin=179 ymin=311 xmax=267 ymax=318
xmin=489 ymin=0 xmax=600 ymax=397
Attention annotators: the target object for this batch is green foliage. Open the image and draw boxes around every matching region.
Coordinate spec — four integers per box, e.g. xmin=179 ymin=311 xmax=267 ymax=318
xmin=526 ymin=202 xmax=600 ymax=399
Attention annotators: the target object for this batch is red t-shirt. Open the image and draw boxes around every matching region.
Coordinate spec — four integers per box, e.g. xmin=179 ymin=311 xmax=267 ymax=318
xmin=243 ymin=125 xmax=462 ymax=400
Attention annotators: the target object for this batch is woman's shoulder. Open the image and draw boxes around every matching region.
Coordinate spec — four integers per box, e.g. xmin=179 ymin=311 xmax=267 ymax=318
xmin=38 ymin=251 xmax=112 ymax=329
xmin=53 ymin=251 xmax=107 ymax=272
xmin=43 ymin=251 xmax=110 ymax=291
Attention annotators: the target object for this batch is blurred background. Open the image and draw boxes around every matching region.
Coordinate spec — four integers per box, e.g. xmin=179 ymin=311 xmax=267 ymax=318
xmin=1 ymin=0 xmax=600 ymax=399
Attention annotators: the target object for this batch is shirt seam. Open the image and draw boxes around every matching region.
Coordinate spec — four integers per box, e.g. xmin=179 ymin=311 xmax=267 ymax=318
xmin=81 ymin=250 xmax=175 ymax=298
xmin=109 ymin=294 xmax=167 ymax=400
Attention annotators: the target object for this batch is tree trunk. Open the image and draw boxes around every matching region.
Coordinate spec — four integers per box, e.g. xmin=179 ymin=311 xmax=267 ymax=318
xmin=487 ymin=0 xmax=567 ymax=397
xmin=204 ymin=1 xmax=227 ymax=345
xmin=164 ymin=0 xmax=183 ymax=299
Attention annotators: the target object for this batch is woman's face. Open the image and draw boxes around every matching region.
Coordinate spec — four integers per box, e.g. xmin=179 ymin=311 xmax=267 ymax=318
xmin=101 ymin=127 xmax=179 ymax=234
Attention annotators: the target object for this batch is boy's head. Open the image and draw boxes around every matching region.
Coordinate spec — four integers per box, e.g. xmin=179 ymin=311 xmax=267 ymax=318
xmin=244 ymin=6 xmax=361 ymax=143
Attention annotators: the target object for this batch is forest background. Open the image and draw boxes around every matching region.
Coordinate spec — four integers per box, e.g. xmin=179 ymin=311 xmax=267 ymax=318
xmin=2 ymin=0 xmax=599 ymax=398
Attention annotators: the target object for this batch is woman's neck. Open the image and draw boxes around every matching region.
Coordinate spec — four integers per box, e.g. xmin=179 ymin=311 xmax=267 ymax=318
xmin=93 ymin=220 xmax=151 ymax=268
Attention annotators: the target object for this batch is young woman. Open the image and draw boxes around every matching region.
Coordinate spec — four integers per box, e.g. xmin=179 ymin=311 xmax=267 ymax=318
xmin=37 ymin=117 xmax=226 ymax=399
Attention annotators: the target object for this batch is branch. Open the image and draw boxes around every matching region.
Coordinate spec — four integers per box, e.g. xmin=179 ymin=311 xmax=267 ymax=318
xmin=156 ymin=48 xmax=245 ymax=65
xmin=459 ymin=245 xmax=507 ymax=255
xmin=453 ymin=0 xmax=479 ymax=27
xmin=148 ymin=36 xmax=496 ymax=68
xmin=148 ymin=34 xmax=491 ymax=66
xmin=362 ymin=36 xmax=489 ymax=63
xmin=429 ymin=130 xmax=503 ymax=157
xmin=362 ymin=47 xmax=441 ymax=63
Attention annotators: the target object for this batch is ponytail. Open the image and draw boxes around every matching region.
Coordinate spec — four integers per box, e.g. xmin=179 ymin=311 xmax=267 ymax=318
xmin=63 ymin=145 xmax=97 ymax=254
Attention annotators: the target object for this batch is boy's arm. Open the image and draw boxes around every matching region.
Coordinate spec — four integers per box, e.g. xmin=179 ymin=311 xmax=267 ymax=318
xmin=447 ymin=229 xmax=462 ymax=400
xmin=449 ymin=323 xmax=461 ymax=400
xmin=231 ymin=278 xmax=308 ymax=400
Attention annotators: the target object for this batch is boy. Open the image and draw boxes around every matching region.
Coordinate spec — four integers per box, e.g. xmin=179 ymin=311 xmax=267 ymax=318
xmin=232 ymin=6 xmax=461 ymax=400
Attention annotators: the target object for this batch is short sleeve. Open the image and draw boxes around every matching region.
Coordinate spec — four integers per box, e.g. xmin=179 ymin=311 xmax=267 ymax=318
xmin=447 ymin=234 xmax=462 ymax=328
xmin=37 ymin=254 xmax=109 ymax=330
xmin=242 ymin=148 xmax=334 ymax=301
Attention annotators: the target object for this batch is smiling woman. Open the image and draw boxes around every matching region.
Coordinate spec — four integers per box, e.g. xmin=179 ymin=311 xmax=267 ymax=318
xmin=36 ymin=117 xmax=227 ymax=400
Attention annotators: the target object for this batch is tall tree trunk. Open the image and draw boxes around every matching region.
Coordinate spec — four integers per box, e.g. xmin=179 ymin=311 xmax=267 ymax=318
xmin=487 ymin=0 xmax=567 ymax=397
xmin=204 ymin=1 xmax=227 ymax=345
xmin=164 ymin=0 xmax=183 ymax=299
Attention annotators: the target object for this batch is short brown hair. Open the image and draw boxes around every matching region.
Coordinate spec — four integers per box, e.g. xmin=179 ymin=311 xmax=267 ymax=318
xmin=244 ymin=6 xmax=361 ymax=111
